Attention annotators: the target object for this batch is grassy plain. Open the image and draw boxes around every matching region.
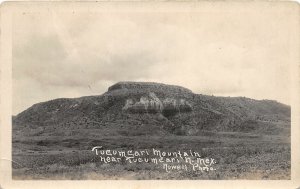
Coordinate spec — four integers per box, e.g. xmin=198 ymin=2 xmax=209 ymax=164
xmin=12 ymin=130 xmax=290 ymax=180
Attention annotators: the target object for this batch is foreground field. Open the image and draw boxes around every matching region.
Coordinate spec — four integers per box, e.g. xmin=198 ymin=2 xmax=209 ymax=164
xmin=12 ymin=131 xmax=290 ymax=180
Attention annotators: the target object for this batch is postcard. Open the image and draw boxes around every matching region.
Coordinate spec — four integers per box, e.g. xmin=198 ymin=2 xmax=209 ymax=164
xmin=1 ymin=1 xmax=300 ymax=189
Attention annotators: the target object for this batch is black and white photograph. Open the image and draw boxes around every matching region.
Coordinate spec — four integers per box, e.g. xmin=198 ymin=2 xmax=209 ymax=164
xmin=1 ymin=1 xmax=300 ymax=187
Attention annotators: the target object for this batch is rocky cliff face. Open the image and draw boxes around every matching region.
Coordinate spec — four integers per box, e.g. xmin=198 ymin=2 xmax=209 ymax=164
xmin=107 ymin=81 xmax=193 ymax=98
xmin=122 ymin=92 xmax=192 ymax=116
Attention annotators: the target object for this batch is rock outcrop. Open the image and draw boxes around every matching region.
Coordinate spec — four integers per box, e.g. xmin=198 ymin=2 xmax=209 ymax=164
xmin=162 ymin=98 xmax=192 ymax=116
xmin=123 ymin=92 xmax=192 ymax=116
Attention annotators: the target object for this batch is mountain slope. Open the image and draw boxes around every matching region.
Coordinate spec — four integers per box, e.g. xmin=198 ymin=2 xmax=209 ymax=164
xmin=13 ymin=81 xmax=290 ymax=136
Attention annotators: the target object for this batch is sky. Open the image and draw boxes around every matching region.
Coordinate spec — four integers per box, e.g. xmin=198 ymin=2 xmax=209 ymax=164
xmin=12 ymin=3 xmax=295 ymax=115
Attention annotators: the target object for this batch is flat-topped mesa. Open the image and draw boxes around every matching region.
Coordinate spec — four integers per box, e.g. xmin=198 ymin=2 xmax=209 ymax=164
xmin=108 ymin=81 xmax=193 ymax=94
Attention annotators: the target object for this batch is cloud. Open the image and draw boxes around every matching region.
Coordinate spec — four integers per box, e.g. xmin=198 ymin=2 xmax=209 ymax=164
xmin=12 ymin=10 xmax=292 ymax=114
